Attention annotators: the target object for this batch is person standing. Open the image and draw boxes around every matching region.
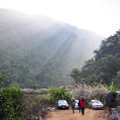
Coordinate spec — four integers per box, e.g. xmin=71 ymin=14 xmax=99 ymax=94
xmin=71 ymin=98 xmax=76 ymax=113
xmin=78 ymin=99 xmax=81 ymax=113
xmin=80 ymin=98 xmax=86 ymax=115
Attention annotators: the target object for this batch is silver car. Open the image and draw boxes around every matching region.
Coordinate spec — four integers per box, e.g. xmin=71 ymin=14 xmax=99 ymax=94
xmin=89 ymin=100 xmax=104 ymax=109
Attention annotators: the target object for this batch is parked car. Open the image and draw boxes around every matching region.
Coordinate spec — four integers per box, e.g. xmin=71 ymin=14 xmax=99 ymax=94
xmin=88 ymin=100 xmax=104 ymax=109
xmin=74 ymin=100 xmax=79 ymax=109
xmin=57 ymin=100 xmax=69 ymax=109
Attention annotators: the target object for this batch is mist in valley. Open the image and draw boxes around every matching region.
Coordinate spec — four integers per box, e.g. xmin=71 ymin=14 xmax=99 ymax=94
xmin=0 ymin=9 xmax=103 ymax=88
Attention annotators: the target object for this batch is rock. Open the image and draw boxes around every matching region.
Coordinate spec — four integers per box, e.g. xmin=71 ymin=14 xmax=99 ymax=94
xmin=108 ymin=107 xmax=120 ymax=120
xmin=47 ymin=107 xmax=56 ymax=111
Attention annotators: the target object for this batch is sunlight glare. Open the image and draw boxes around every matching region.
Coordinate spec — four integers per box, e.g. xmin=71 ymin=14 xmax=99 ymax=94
xmin=0 ymin=0 xmax=120 ymax=36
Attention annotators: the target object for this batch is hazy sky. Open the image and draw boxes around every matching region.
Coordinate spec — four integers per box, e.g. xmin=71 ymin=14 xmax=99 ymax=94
xmin=0 ymin=0 xmax=120 ymax=37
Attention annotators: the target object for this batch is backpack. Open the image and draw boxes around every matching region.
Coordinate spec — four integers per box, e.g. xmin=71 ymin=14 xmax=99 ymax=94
xmin=72 ymin=101 xmax=75 ymax=107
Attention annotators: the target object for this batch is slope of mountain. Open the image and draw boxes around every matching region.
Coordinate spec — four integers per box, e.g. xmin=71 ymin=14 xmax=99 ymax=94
xmin=69 ymin=30 xmax=120 ymax=86
xmin=0 ymin=9 xmax=103 ymax=88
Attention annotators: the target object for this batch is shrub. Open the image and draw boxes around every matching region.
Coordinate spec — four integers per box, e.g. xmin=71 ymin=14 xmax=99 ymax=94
xmin=0 ymin=74 xmax=50 ymax=119
xmin=0 ymin=87 xmax=27 ymax=120
xmin=21 ymin=88 xmax=49 ymax=95
xmin=24 ymin=94 xmax=50 ymax=119
xmin=0 ymin=87 xmax=50 ymax=120
xmin=90 ymin=86 xmax=109 ymax=103
xmin=49 ymin=86 xmax=72 ymax=104
xmin=70 ymin=84 xmax=109 ymax=104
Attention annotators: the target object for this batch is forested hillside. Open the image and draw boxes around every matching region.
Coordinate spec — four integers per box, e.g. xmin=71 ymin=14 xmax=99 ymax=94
xmin=0 ymin=9 xmax=102 ymax=88
xmin=69 ymin=30 xmax=120 ymax=86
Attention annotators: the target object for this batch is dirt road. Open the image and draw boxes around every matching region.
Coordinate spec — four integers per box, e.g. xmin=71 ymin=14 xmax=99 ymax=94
xmin=46 ymin=108 xmax=107 ymax=120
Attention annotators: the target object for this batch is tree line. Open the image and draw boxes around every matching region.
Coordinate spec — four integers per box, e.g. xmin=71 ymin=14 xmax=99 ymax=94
xmin=68 ymin=30 xmax=120 ymax=87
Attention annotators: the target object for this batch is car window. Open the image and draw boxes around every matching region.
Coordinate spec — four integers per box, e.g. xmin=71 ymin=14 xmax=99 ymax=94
xmin=94 ymin=100 xmax=100 ymax=103
xmin=92 ymin=100 xmax=100 ymax=103
xmin=58 ymin=100 xmax=67 ymax=104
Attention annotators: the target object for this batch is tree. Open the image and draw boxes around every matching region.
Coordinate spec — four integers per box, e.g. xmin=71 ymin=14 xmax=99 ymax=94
xmin=49 ymin=86 xmax=72 ymax=103
xmin=67 ymin=68 xmax=81 ymax=83
xmin=0 ymin=73 xmax=3 ymax=88
xmin=33 ymin=85 xmax=37 ymax=90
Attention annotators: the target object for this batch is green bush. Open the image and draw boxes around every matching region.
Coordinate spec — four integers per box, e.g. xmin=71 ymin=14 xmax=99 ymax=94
xmin=49 ymin=86 xmax=72 ymax=104
xmin=0 ymin=87 xmax=27 ymax=120
xmin=0 ymin=74 xmax=50 ymax=119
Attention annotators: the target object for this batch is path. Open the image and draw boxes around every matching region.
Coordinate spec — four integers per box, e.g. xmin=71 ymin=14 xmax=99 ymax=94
xmin=46 ymin=108 xmax=107 ymax=120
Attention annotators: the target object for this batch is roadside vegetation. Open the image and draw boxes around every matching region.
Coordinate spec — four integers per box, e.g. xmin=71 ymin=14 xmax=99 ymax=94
xmin=1 ymin=71 xmax=119 ymax=119
xmin=0 ymin=74 xmax=50 ymax=120
xmin=1 ymin=24 xmax=120 ymax=119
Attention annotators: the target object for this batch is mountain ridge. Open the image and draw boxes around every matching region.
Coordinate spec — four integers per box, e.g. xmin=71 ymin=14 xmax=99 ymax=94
xmin=0 ymin=9 xmax=103 ymax=88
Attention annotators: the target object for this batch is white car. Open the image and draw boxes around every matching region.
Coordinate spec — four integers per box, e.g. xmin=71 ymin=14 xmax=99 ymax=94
xmin=88 ymin=100 xmax=104 ymax=109
xmin=74 ymin=100 xmax=79 ymax=109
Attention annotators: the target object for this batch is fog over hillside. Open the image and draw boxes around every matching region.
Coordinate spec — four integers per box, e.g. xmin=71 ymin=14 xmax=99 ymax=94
xmin=0 ymin=9 xmax=103 ymax=88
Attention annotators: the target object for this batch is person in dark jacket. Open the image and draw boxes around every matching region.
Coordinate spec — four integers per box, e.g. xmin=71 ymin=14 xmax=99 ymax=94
xmin=71 ymin=98 xmax=76 ymax=113
xmin=80 ymin=98 xmax=86 ymax=115
xmin=78 ymin=99 xmax=81 ymax=113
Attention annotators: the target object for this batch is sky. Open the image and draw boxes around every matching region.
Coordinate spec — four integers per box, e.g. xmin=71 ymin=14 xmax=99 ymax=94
xmin=0 ymin=0 xmax=120 ymax=37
